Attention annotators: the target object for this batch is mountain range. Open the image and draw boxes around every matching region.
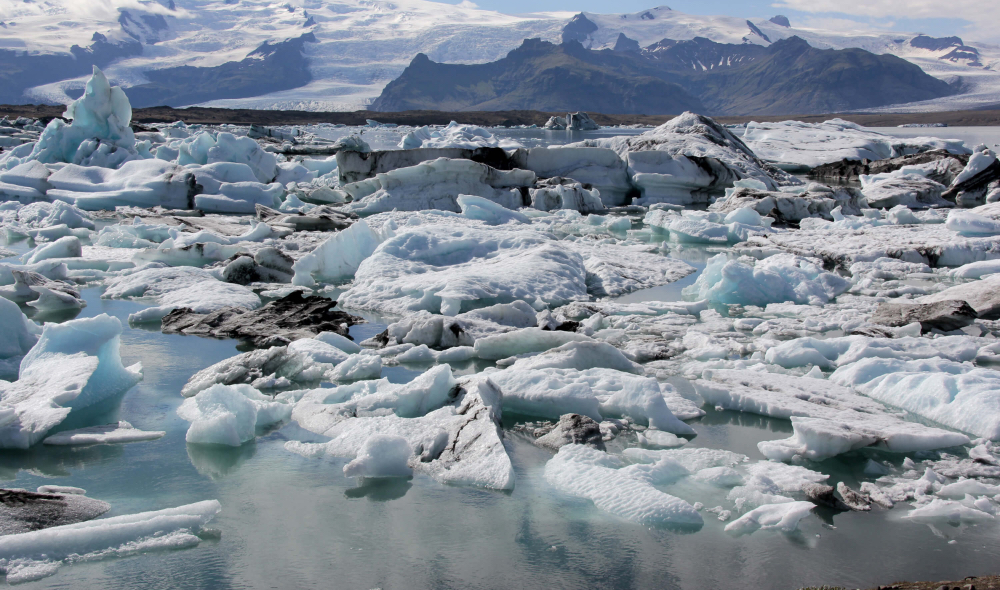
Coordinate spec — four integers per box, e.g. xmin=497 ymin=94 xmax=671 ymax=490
xmin=0 ymin=1 xmax=996 ymax=114
xmin=372 ymin=36 xmax=957 ymax=115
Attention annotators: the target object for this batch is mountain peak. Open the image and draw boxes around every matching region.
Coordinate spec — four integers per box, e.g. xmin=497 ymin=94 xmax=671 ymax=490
xmin=562 ymin=13 xmax=598 ymax=45
xmin=613 ymin=33 xmax=641 ymax=52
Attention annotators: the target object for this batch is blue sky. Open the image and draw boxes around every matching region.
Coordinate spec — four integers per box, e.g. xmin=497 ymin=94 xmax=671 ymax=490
xmin=438 ymin=0 xmax=993 ymax=42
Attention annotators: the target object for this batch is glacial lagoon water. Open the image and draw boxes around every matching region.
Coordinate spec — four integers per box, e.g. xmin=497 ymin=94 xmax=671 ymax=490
xmin=5 ymin=129 xmax=1000 ymax=590
xmin=5 ymin=282 xmax=1000 ymax=590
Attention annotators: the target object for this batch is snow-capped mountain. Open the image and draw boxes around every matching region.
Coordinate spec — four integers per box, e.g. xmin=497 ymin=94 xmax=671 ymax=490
xmin=0 ymin=0 xmax=997 ymax=112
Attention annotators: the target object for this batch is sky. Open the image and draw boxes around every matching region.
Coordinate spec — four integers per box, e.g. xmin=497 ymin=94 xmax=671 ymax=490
xmin=437 ymin=0 xmax=1000 ymax=44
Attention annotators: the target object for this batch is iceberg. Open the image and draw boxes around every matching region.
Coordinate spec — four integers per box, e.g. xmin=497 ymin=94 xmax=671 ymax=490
xmin=458 ymin=194 xmax=530 ymax=225
xmin=683 ymin=253 xmax=849 ymax=306
xmin=46 ymin=159 xmax=197 ymax=211
xmin=102 ymin=266 xmax=261 ymax=324
xmin=724 ymin=501 xmax=815 ymax=536
xmin=3 ymin=67 xmax=137 ymax=170
xmin=178 ymin=384 xmax=291 ymax=446
xmin=488 ymin=366 xmax=698 ymax=433
xmin=570 ymin=113 xmax=800 ymax=205
xmin=42 ymin=421 xmax=165 ymax=446
xmin=338 ymin=224 xmax=589 ymax=316
xmin=0 ymin=314 xmax=142 ymax=448
xmin=288 ymin=373 xmax=514 ymax=490
xmin=0 ymin=296 xmax=39 ymax=367
xmin=742 ymin=119 xmax=970 ymax=170
xmin=695 ymin=369 xmax=968 ymax=460
xmin=342 ymin=434 xmax=414 ymax=478
xmin=291 ymin=219 xmax=397 ymax=287
xmin=343 ymin=158 xmax=535 ymax=216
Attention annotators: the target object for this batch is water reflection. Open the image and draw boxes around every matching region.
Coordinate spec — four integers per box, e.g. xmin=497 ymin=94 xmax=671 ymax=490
xmin=0 ymin=442 xmax=125 ymax=479
xmin=186 ymin=443 xmax=257 ymax=480
xmin=344 ymin=477 xmax=413 ymax=501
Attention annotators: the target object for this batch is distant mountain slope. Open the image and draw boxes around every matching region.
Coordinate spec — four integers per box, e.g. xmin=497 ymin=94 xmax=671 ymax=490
xmin=686 ymin=37 xmax=958 ymax=115
xmin=124 ymin=34 xmax=316 ymax=108
xmin=372 ymin=36 xmax=957 ymax=115
xmin=370 ymin=39 xmax=704 ymax=114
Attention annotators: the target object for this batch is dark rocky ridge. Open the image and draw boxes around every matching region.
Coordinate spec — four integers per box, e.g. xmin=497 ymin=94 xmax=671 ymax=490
xmin=372 ymin=36 xmax=957 ymax=116
xmin=681 ymin=37 xmax=957 ymax=115
xmin=160 ymin=291 xmax=364 ymax=347
xmin=0 ymin=489 xmax=110 ymax=535
xmin=370 ymin=39 xmax=705 ymax=115
xmin=810 ymin=150 xmax=971 ymax=182
xmin=871 ymin=300 xmax=979 ymax=333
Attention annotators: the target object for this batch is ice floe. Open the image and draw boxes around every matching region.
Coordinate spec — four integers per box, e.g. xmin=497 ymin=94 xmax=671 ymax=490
xmin=0 ymin=500 xmax=221 ymax=584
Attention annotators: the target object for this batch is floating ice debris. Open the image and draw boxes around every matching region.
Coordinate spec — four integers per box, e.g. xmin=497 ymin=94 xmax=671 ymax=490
xmin=571 ymin=112 xmax=800 ymax=205
xmin=544 ymin=444 xmax=703 ymax=527
xmin=160 ymin=291 xmax=362 ymax=347
xmin=339 ymin=224 xmax=588 ymax=316
xmin=343 ymin=434 xmax=414 ymax=478
xmin=3 ymin=67 xmax=137 ymax=170
xmin=683 ymin=253 xmax=849 ymax=307
xmin=291 ymin=218 xmax=396 ymax=287
xmin=0 ymin=296 xmax=39 ymax=369
xmin=904 ymin=498 xmax=995 ymax=524
xmin=289 ymin=373 xmax=514 ymax=490
xmin=458 ymin=194 xmax=530 ymax=225
xmin=724 ymin=501 xmax=815 ymax=536
xmin=695 ymin=369 xmax=969 ymax=461
xmin=42 ymin=421 xmax=165 ymax=446
xmin=489 ymin=367 xmax=697 ymax=433
xmin=103 ymin=266 xmax=261 ymax=324
xmin=398 ymin=121 xmax=522 ymax=150
xmin=343 ymin=158 xmax=535 ymax=216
